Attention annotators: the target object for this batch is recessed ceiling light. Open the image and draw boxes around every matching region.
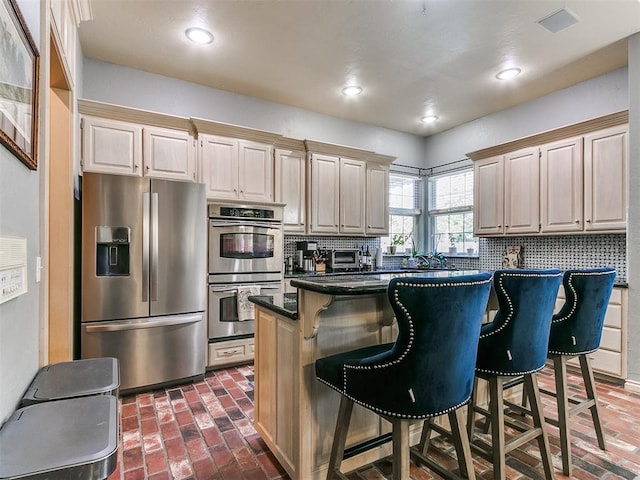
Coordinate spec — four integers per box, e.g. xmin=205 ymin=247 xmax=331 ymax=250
xmin=342 ymin=86 xmax=363 ymax=96
xmin=185 ymin=27 xmax=214 ymax=44
xmin=421 ymin=115 xmax=438 ymax=123
xmin=496 ymin=68 xmax=521 ymax=80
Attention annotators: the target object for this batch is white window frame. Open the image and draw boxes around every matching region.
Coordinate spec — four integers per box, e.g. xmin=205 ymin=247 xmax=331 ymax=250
xmin=382 ymin=173 xmax=423 ymax=254
xmin=427 ymin=168 xmax=478 ymax=256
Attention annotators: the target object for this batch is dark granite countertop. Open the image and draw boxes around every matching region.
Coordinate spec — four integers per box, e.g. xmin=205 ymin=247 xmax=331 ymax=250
xmin=290 ymin=270 xmax=485 ymax=295
xmin=248 ymin=293 xmax=298 ymax=320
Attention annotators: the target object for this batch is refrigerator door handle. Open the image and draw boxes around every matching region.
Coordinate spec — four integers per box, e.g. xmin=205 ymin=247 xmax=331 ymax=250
xmin=151 ymin=192 xmax=159 ymax=302
xmin=142 ymin=192 xmax=150 ymax=302
xmin=84 ymin=313 xmax=203 ymax=332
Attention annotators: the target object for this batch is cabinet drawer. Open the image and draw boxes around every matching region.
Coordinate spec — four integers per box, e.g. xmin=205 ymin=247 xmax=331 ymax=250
xmin=568 ymin=349 xmax=622 ymax=377
xmin=210 ymin=343 xmax=246 ymax=361
xmin=604 ymin=303 xmax=622 ymax=328
xmin=600 ymin=326 xmax=621 ymax=352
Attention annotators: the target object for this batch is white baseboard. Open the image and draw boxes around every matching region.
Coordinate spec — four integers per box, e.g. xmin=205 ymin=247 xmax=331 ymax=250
xmin=624 ymin=378 xmax=640 ymax=393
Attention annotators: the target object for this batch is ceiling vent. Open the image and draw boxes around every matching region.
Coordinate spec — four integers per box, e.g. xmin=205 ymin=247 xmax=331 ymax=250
xmin=538 ymin=8 xmax=580 ymax=33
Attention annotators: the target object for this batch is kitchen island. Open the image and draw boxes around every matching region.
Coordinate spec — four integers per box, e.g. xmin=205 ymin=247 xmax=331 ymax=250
xmin=250 ymin=270 xmax=483 ymax=480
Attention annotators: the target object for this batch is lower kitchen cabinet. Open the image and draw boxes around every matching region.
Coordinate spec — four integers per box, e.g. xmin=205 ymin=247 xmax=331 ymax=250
xmin=556 ymin=285 xmax=627 ymax=379
xmin=207 ymin=338 xmax=255 ymax=369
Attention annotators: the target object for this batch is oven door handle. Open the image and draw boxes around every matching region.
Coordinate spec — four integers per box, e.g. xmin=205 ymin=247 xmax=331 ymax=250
xmin=209 ymin=220 xmax=281 ymax=230
xmin=209 ymin=283 xmax=281 ymax=293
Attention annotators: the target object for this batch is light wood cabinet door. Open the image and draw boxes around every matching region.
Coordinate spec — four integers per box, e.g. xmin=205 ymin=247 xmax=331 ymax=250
xmin=366 ymin=164 xmax=389 ymax=236
xmin=200 ymin=134 xmax=239 ymax=199
xmin=504 ymin=146 xmax=540 ymax=235
xmin=540 ymin=137 xmax=583 ymax=233
xmin=81 ymin=116 xmax=143 ymax=176
xmin=238 ymin=140 xmax=273 ymax=203
xmin=275 ymin=149 xmax=306 ymax=233
xmin=339 ymin=158 xmax=366 ymax=235
xmin=143 ymin=126 xmax=196 ymax=182
xmin=310 ymin=154 xmax=340 ymax=234
xmin=584 ymin=125 xmax=628 ymax=231
xmin=474 ymin=155 xmax=504 ymax=235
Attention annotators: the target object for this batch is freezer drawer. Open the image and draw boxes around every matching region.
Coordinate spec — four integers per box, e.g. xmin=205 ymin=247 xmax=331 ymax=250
xmin=81 ymin=313 xmax=205 ymax=392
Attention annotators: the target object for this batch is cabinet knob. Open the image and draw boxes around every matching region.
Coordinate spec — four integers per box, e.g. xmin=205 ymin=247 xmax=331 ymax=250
xmin=146 ymin=165 xmax=150 ymax=171
xmin=134 ymin=164 xmax=139 ymax=170
xmin=586 ymin=219 xmax=592 ymax=223
xmin=575 ymin=220 xmax=580 ymax=223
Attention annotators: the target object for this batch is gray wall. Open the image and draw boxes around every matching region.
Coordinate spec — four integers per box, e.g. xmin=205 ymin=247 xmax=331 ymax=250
xmin=81 ymin=59 xmax=424 ymax=167
xmin=423 ymin=67 xmax=629 ymax=166
xmin=627 ymin=33 xmax=639 ymax=385
xmin=0 ymin=0 xmax=41 ymax=422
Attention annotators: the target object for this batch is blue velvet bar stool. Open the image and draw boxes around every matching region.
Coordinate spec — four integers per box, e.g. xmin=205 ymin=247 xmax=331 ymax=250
xmin=544 ymin=266 xmax=616 ymax=476
xmin=315 ymin=273 xmax=492 ymax=480
xmin=466 ymin=269 xmax=562 ymax=480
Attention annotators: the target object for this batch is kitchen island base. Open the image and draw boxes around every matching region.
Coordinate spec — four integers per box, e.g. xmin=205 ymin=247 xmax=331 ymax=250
xmin=254 ymin=289 xmax=422 ymax=479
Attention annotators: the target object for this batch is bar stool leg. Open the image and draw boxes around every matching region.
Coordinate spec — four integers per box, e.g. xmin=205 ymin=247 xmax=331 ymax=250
xmin=418 ymin=418 xmax=433 ymax=455
xmin=553 ymin=356 xmax=572 ymax=476
xmin=524 ymin=373 xmax=555 ymax=480
xmin=579 ymin=354 xmax=607 ymax=451
xmin=466 ymin=377 xmax=479 ymax=441
xmin=488 ymin=376 xmax=506 ymax=480
xmin=391 ymin=418 xmax=410 ymax=480
xmin=326 ymin=396 xmax=354 ymax=480
xmin=449 ymin=408 xmax=476 ymax=479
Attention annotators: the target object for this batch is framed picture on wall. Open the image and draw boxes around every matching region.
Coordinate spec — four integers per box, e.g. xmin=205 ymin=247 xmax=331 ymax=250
xmin=0 ymin=0 xmax=39 ymax=170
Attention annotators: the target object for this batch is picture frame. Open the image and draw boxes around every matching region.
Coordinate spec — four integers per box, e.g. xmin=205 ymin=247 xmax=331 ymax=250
xmin=0 ymin=0 xmax=39 ymax=170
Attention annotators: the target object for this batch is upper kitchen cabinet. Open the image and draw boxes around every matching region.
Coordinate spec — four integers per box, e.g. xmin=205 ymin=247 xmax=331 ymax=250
xmin=473 ymin=155 xmax=504 ymax=235
xmin=474 ymin=147 xmax=539 ymax=236
xmin=339 ymin=157 xmax=367 ymax=235
xmin=274 ymin=139 xmax=307 ymax=233
xmin=192 ymin=118 xmax=281 ymax=202
xmin=143 ymin=126 xmax=196 ymax=182
xmin=540 ymin=137 xmax=584 ymax=233
xmin=306 ymin=141 xmax=393 ymax=236
xmin=584 ymin=125 xmax=628 ymax=232
xmin=81 ymin=116 xmax=143 ymax=176
xmin=51 ymin=0 xmax=83 ymax=87
xmin=308 ymin=153 xmax=341 ymax=234
xmin=470 ymin=111 xmax=629 ymax=237
xmin=79 ymin=100 xmax=196 ymax=181
xmin=504 ymin=147 xmax=540 ymax=235
xmin=366 ymin=156 xmax=393 ymax=236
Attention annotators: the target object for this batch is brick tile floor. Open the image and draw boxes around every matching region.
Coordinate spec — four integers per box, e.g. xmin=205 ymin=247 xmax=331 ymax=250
xmin=107 ymin=364 xmax=640 ymax=480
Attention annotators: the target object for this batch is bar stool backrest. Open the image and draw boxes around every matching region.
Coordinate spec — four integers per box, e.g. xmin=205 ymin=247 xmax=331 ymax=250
xmin=342 ymin=273 xmax=492 ymax=418
xmin=475 ymin=269 xmax=562 ymax=376
xmin=548 ymin=267 xmax=616 ymax=356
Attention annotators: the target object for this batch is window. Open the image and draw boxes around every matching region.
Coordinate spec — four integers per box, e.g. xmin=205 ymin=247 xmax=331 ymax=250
xmin=382 ymin=174 xmax=422 ymax=253
xmin=428 ymin=169 xmax=478 ymax=255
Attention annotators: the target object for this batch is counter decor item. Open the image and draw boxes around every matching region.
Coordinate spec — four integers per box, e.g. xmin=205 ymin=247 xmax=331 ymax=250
xmin=502 ymin=245 xmax=523 ymax=268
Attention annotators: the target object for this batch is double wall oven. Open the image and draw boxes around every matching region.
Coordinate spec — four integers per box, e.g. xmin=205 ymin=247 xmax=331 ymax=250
xmin=208 ymin=203 xmax=284 ymax=344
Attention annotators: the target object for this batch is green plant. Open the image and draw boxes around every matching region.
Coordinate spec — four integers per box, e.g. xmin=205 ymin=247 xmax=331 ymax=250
xmin=391 ymin=233 xmax=408 ymax=246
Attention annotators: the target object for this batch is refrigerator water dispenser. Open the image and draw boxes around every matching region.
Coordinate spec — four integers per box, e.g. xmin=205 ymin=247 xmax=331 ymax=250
xmin=96 ymin=226 xmax=131 ymax=276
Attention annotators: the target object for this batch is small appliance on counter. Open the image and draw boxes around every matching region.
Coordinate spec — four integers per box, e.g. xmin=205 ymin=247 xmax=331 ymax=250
xmin=296 ymin=240 xmax=318 ymax=271
xmin=327 ymin=249 xmax=361 ymax=271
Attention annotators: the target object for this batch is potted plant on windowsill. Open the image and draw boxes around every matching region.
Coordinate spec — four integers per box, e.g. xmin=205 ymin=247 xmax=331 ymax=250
xmin=448 ymin=234 xmax=459 ymax=255
xmin=389 ymin=233 xmax=408 ymax=254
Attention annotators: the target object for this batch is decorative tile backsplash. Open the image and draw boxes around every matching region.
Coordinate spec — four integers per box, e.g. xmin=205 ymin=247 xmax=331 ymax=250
xmin=479 ymin=234 xmax=626 ymax=282
xmin=285 ymin=233 xmax=627 ymax=282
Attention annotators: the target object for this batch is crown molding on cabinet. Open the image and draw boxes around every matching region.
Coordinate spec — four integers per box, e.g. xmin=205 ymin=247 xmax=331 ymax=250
xmin=273 ymin=137 xmax=306 ymax=151
xmin=467 ymin=110 xmax=628 ymax=161
xmin=78 ymin=99 xmax=194 ymax=133
xmin=190 ymin=117 xmax=282 ymax=145
xmin=304 ymin=139 xmax=375 ymax=162
xmin=368 ymin=153 xmax=396 ymax=165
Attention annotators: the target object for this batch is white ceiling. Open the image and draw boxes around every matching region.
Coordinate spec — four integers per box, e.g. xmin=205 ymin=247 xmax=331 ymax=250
xmin=78 ymin=0 xmax=640 ymax=136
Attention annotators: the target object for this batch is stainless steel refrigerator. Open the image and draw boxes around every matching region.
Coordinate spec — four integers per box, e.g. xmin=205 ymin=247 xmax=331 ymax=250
xmin=81 ymin=172 xmax=207 ymax=393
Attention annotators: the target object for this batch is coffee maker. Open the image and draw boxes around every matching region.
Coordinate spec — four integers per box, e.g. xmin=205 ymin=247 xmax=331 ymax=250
xmin=296 ymin=241 xmax=318 ymax=272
